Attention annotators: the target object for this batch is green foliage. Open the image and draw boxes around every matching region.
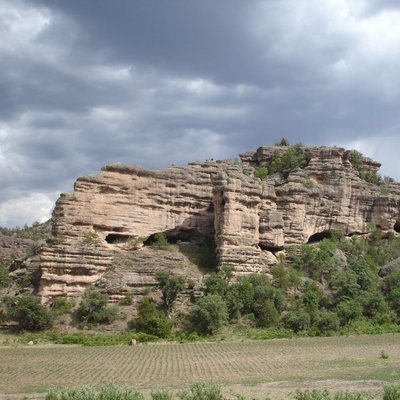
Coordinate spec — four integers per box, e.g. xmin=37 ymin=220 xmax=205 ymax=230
xmin=383 ymin=385 xmax=400 ymax=400
xmin=294 ymin=389 xmax=371 ymax=400
xmin=382 ymin=268 xmax=400 ymax=315
xmin=294 ymin=389 xmax=331 ymax=400
xmin=204 ymin=264 xmax=234 ymax=298
xmin=49 ymin=331 xmax=159 ymax=346
xmin=275 ymin=137 xmax=290 ymax=146
xmin=129 ymin=298 xmax=172 ymax=338
xmin=269 ymin=144 xmax=310 ymax=178
xmin=380 ymin=349 xmax=389 ymax=359
xmin=155 ymin=271 xmax=185 ymax=313
xmin=291 ymin=239 xmax=339 ymax=282
xmin=303 ymin=178 xmax=315 ymax=189
xmin=254 ymin=166 xmax=268 ymax=180
xmin=119 ymin=292 xmax=134 ymax=305
xmin=10 ymin=295 xmax=53 ymax=331
xmin=271 ymin=262 xmax=290 ymax=289
xmin=350 ymin=150 xmax=381 ymax=185
xmin=188 ymin=294 xmax=229 ymax=335
xmin=151 ymin=389 xmax=173 ymax=400
xmin=82 ymin=231 xmax=100 ymax=245
xmin=254 ymin=144 xmax=310 ymax=180
xmin=0 ymin=219 xmax=51 ymax=241
xmin=295 ymin=390 xmax=370 ymax=400
xmin=316 ymin=310 xmax=340 ymax=335
xmin=282 ymin=307 xmax=311 ymax=332
xmin=152 ymin=232 xmax=170 ymax=250
xmin=359 ymin=291 xmax=391 ymax=321
xmin=77 ymin=288 xmax=118 ymax=325
xmin=0 ymin=260 xmax=12 ymax=288
xmin=178 ymin=383 xmax=222 ymax=400
xmin=50 ymin=297 xmax=74 ymax=318
xmin=45 ymin=383 xmax=144 ymax=400
xmin=335 ymin=299 xmax=363 ymax=326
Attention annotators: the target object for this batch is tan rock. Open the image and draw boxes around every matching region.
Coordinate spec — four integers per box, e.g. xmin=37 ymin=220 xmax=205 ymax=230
xmin=38 ymin=146 xmax=400 ymax=302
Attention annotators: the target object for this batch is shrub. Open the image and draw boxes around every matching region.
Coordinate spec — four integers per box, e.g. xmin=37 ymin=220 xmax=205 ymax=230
xmin=335 ymin=299 xmax=363 ymax=326
xmin=119 ymin=292 xmax=134 ymax=305
xmin=50 ymin=297 xmax=74 ymax=317
xmin=12 ymin=295 xmax=53 ymax=331
xmin=155 ymin=271 xmax=185 ymax=313
xmin=0 ymin=261 xmax=11 ymax=288
xmin=294 ymin=389 xmax=331 ymax=400
xmin=77 ymin=288 xmax=118 ymax=325
xmin=282 ymin=308 xmax=311 ymax=332
xmin=275 ymin=137 xmax=290 ymax=146
xmin=151 ymin=389 xmax=173 ymax=400
xmin=129 ymin=298 xmax=172 ymax=338
xmin=383 ymin=385 xmax=400 ymax=400
xmin=269 ymin=144 xmax=310 ymax=178
xmin=45 ymin=383 xmax=144 ymax=400
xmin=254 ymin=166 xmax=269 ymax=180
xmin=179 ymin=382 xmax=223 ymax=400
xmin=187 ymin=294 xmax=228 ymax=335
xmin=253 ymin=299 xmax=280 ymax=328
xmin=316 ymin=310 xmax=340 ymax=334
xmin=380 ymin=350 xmax=389 ymax=359
xmin=350 ymin=150 xmax=381 ymax=185
xmin=153 ymin=233 xmax=170 ymax=250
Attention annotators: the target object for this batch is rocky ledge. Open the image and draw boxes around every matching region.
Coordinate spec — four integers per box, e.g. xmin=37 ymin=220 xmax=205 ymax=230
xmin=38 ymin=145 xmax=400 ymax=302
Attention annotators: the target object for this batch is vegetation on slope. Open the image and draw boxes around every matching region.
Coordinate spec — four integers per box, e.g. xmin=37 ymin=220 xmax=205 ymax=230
xmin=254 ymin=143 xmax=311 ymax=180
xmin=2 ymin=223 xmax=400 ymax=341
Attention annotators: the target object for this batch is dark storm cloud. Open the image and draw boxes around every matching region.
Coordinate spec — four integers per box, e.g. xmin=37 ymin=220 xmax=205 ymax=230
xmin=1 ymin=0 xmax=400 ymax=226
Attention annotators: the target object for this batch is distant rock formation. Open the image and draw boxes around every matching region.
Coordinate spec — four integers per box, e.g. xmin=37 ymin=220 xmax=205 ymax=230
xmin=38 ymin=145 xmax=400 ymax=302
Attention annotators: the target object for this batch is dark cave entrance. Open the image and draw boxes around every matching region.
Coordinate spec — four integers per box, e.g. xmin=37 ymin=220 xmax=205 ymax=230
xmin=307 ymin=231 xmax=332 ymax=244
xmin=259 ymin=243 xmax=284 ymax=253
xmin=105 ymin=233 xmax=133 ymax=244
xmin=143 ymin=227 xmax=202 ymax=246
xmin=394 ymin=221 xmax=400 ymax=233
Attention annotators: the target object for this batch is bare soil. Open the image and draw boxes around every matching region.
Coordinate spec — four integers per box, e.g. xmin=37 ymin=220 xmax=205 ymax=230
xmin=0 ymin=334 xmax=399 ymax=399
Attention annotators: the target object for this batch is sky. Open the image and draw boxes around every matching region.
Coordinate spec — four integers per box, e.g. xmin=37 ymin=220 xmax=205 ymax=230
xmin=1 ymin=0 xmax=400 ymax=227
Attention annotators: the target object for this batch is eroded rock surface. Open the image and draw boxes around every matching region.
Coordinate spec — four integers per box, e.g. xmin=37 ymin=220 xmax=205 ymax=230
xmin=39 ymin=146 xmax=400 ymax=302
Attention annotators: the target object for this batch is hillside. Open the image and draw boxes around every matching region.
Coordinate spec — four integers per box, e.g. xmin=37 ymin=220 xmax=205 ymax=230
xmin=1 ymin=143 xmax=400 ymax=336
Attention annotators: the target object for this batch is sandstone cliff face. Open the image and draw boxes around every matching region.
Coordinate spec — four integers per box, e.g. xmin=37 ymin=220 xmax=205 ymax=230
xmin=39 ymin=146 xmax=400 ymax=302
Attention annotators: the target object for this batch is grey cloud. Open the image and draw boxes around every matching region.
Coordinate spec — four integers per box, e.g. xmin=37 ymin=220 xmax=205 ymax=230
xmin=1 ymin=0 xmax=400 ymax=226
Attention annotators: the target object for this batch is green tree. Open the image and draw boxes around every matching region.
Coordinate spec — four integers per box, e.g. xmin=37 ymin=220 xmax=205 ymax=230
xmin=188 ymin=294 xmax=228 ymax=335
xmin=335 ymin=299 xmax=363 ymax=326
xmin=155 ymin=271 xmax=185 ymax=314
xmin=11 ymin=295 xmax=53 ymax=331
xmin=130 ymin=298 xmax=172 ymax=338
xmin=153 ymin=233 xmax=170 ymax=250
xmin=275 ymin=137 xmax=290 ymax=146
xmin=77 ymin=288 xmax=118 ymax=325
xmin=282 ymin=306 xmax=311 ymax=332
xmin=0 ymin=261 xmax=12 ymax=288
xmin=316 ymin=310 xmax=340 ymax=334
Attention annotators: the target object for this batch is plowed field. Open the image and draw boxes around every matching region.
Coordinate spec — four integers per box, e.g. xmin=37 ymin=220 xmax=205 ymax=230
xmin=1 ymin=334 xmax=399 ymax=398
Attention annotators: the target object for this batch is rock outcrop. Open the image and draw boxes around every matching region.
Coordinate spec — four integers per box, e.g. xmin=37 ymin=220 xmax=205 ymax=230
xmin=38 ymin=145 xmax=400 ymax=302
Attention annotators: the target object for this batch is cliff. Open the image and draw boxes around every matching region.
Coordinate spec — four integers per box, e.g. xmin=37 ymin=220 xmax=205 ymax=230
xmin=38 ymin=145 xmax=400 ymax=302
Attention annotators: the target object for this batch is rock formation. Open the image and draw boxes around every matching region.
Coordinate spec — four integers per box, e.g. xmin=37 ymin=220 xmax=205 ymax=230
xmin=38 ymin=145 xmax=400 ymax=302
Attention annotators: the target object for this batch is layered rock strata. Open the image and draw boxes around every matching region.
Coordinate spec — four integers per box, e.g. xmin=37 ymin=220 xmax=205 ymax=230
xmin=39 ymin=146 xmax=400 ymax=302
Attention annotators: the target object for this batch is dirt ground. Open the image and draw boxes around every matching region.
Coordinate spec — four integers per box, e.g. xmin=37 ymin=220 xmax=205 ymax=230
xmin=0 ymin=334 xmax=399 ymax=399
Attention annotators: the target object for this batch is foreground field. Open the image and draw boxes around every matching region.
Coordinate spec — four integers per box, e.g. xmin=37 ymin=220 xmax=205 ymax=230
xmin=0 ymin=334 xmax=400 ymax=398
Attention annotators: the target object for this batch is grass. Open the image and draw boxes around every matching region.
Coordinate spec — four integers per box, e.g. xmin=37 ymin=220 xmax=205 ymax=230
xmin=31 ymin=383 xmax=400 ymax=400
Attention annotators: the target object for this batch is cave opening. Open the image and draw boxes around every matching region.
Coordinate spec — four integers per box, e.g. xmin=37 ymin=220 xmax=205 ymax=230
xmin=307 ymin=231 xmax=332 ymax=244
xmin=394 ymin=221 xmax=400 ymax=233
xmin=105 ymin=233 xmax=133 ymax=244
xmin=259 ymin=243 xmax=284 ymax=253
xmin=143 ymin=227 xmax=201 ymax=246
